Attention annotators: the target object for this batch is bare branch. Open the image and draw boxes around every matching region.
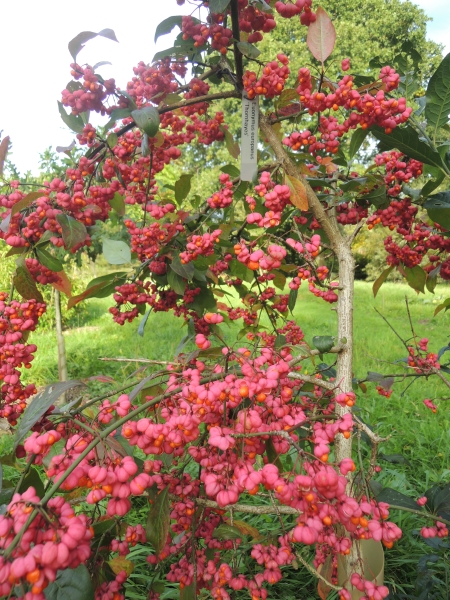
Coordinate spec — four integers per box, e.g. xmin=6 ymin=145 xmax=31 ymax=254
xmin=195 ymin=497 xmax=299 ymax=515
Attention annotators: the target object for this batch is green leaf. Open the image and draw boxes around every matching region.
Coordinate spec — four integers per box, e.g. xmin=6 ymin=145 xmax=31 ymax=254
xmin=371 ymin=125 xmax=446 ymax=173
xmin=0 ymin=486 xmax=14 ymax=506
xmin=349 ymin=128 xmax=369 ymax=160
xmin=56 ymin=214 xmax=88 ymax=250
xmin=237 ymin=42 xmax=261 ymax=59
xmin=85 ymin=271 xmax=128 ymax=298
xmin=426 ymin=267 xmax=439 ymax=294
xmin=171 ymin=254 xmax=195 ymax=280
xmin=180 ymin=583 xmax=196 ymax=600
xmin=420 ymin=173 xmax=445 ymax=197
xmin=221 ymin=126 xmax=240 ymax=159
xmin=5 ymin=246 xmax=27 ymax=257
xmin=45 ymin=564 xmax=94 ymax=600
xmin=91 ymin=520 xmax=116 ymax=538
xmin=379 ymin=453 xmax=411 ymax=466
xmin=404 ymin=265 xmax=427 ymax=293
xmin=288 ymin=288 xmax=298 ymax=313
xmin=131 ymin=107 xmax=160 ymax=137
xmin=152 ymin=46 xmax=192 ymax=63
xmin=67 ymin=282 xmax=110 ymax=309
xmin=108 ymin=557 xmax=134 ymax=577
xmin=106 ymin=132 xmax=118 ymax=148
xmin=360 ymin=185 xmax=387 ymax=207
xmin=104 ymin=108 xmax=132 ymax=130
xmin=102 ymin=238 xmax=132 ymax=264
xmin=154 ymin=16 xmax=184 ymax=42
xmin=168 ymin=268 xmax=186 ymax=295
xmin=273 ymin=271 xmax=286 ymax=290
xmin=164 ymin=93 xmax=183 ymax=105
xmin=213 ymin=524 xmax=242 ymax=540
xmin=209 ymin=0 xmax=231 ymax=12
xmin=57 ymin=102 xmax=85 ymax=134
xmin=428 ymin=483 xmax=450 ymax=521
xmin=434 ymin=297 xmax=450 ymax=316
xmin=425 ymin=52 xmax=450 ymax=144
xmin=14 ymin=381 xmax=86 ymax=449
xmin=36 ymin=248 xmax=63 ymax=272
xmin=146 ymin=487 xmax=170 ymax=555
xmin=424 ymin=191 xmax=450 ymax=229
xmin=13 ymin=265 xmax=44 ymax=303
xmin=138 ymin=308 xmax=152 ymax=337
xmin=220 ymin=164 xmax=240 ymax=178
xmin=375 ymin=487 xmax=418 ymax=511
xmin=312 ymin=335 xmax=335 ymax=353
xmin=372 ymin=265 xmax=394 ymax=297
xmin=108 ymin=192 xmax=126 ymax=216
xmin=366 ymin=371 xmax=394 ymax=390
xmin=339 ymin=177 xmax=368 ymax=192
xmin=306 ymin=6 xmax=336 ymax=63
xmin=18 ymin=466 xmax=45 ymax=498
xmin=265 ymin=438 xmax=283 ymax=470
xmin=11 ymin=191 xmax=44 ymax=217
xmin=174 ymin=174 xmax=193 ymax=204
xmin=276 ymin=88 xmax=299 ymax=109
xmin=68 ymin=28 xmax=118 ymax=61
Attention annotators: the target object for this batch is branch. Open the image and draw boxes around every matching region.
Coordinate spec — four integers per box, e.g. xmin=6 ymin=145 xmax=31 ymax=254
xmin=159 ymin=90 xmax=240 ymax=115
xmin=89 ymin=89 xmax=241 ymax=160
xmin=99 ymin=357 xmax=171 ymax=365
xmin=352 ymin=414 xmax=390 ymax=444
xmin=288 ymin=344 xmax=344 ymax=368
xmin=259 ymin=113 xmax=343 ymax=250
xmin=287 ymin=372 xmax=336 ymax=390
xmin=387 ymin=505 xmax=450 ymax=527
xmin=195 ymin=497 xmax=298 ymax=515
xmin=295 ymin=552 xmax=342 ymax=592
xmin=230 ymin=0 xmax=244 ymax=89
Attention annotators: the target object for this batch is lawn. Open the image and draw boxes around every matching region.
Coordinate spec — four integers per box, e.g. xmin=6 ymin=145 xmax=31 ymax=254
xmin=11 ymin=281 xmax=450 ymax=598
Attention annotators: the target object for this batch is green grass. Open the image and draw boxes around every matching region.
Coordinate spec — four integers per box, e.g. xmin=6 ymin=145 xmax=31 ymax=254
xmin=14 ymin=281 xmax=450 ymax=598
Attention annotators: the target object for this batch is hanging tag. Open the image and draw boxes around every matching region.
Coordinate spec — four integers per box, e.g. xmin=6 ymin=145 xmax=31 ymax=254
xmin=240 ymin=94 xmax=259 ymax=182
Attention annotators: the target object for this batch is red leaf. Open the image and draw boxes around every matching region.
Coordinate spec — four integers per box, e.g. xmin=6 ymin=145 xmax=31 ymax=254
xmin=13 ymin=265 xmax=44 ymax=303
xmin=285 ymin=174 xmax=308 ymax=211
xmin=50 ymin=270 xmax=72 ymax=297
xmin=306 ymin=7 xmax=336 ymax=63
xmin=67 ymin=282 xmax=108 ymax=309
xmin=0 ymin=136 xmax=9 ymax=177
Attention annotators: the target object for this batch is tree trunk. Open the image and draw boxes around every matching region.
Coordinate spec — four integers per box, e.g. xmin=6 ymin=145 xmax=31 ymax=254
xmin=55 ymin=290 xmax=68 ymax=383
xmin=259 ymin=115 xmax=361 ymax=586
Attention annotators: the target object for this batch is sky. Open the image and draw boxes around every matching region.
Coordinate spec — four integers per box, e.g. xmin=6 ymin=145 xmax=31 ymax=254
xmin=0 ymin=0 xmax=449 ymax=176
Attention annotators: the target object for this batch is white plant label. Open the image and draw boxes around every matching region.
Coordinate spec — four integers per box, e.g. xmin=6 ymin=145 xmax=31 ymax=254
xmin=240 ymin=94 xmax=259 ymax=182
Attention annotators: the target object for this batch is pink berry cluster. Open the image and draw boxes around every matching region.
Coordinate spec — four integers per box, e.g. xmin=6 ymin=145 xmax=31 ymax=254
xmin=180 ymin=230 xmax=223 ymax=264
xmin=0 ymin=487 xmax=93 ymax=598
xmin=275 ymin=0 xmax=316 ymax=25
xmin=207 ymin=174 xmax=234 ymax=209
xmin=375 ymin=150 xmax=423 ymax=196
xmin=181 ymin=15 xmax=233 ymax=55
xmin=0 ymin=293 xmax=46 ymax=424
xmin=406 ymin=338 xmax=440 ymax=374
xmin=243 ymin=54 xmax=290 ymax=100
xmin=281 ymin=66 xmax=412 ymax=160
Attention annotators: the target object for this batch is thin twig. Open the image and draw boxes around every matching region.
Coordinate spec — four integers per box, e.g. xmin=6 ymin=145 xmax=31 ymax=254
xmin=194 ymin=497 xmax=298 ymax=515
xmin=98 ymin=357 xmax=172 ymax=365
